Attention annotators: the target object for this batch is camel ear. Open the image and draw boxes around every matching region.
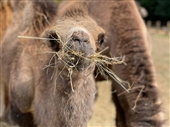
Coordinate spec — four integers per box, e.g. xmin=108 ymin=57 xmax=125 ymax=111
xmin=41 ymin=29 xmax=60 ymax=52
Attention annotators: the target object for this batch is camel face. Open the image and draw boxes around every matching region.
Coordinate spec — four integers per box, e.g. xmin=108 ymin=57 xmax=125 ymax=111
xmin=43 ymin=8 xmax=105 ymax=72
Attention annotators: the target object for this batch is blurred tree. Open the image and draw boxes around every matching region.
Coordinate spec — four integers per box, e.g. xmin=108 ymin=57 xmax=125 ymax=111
xmin=136 ymin=0 xmax=170 ymax=25
xmin=155 ymin=1 xmax=170 ymax=19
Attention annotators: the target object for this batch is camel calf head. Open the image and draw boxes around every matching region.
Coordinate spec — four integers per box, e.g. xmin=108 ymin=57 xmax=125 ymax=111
xmin=42 ymin=6 xmax=105 ymax=75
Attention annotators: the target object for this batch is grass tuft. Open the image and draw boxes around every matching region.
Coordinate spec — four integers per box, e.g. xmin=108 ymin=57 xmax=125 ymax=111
xmin=18 ymin=34 xmax=130 ymax=93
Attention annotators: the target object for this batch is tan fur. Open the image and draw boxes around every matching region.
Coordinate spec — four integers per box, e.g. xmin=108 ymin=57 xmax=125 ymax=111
xmin=0 ymin=0 xmax=13 ymax=42
xmin=58 ymin=0 xmax=164 ymax=127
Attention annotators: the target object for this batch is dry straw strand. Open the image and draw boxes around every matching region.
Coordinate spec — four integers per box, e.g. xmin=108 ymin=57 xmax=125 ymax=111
xmin=18 ymin=35 xmax=130 ymax=93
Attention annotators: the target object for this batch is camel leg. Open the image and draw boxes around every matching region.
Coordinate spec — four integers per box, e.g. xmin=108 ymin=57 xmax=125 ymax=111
xmin=3 ymin=92 xmax=36 ymax=126
xmin=5 ymin=104 xmax=35 ymax=127
xmin=111 ymin=82 xmax=127 ymax=127
xmin=0 ymin=82 xmax=9 ymax=121
xmin=9 ymin=103 xmax=36 ymax=127
xmin=0 ymin=81 xmax=5 ymax=119
xmin=2 ymin=85 xmax=36 ymax=127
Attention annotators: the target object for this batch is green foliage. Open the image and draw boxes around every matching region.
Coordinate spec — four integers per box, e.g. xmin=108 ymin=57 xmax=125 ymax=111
xmin=136 ymin=0 xmax=170 ymax=22
xmin=53 ymin=0 xmax=62 ymax=3
xmin=155 ymin=1 xmax=170 ymax=19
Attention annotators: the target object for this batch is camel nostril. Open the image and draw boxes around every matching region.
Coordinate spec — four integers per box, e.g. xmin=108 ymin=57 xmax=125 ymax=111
xmin=72 ymin=37 xmax=81 ymax=44
xmin=72 ymin=30 xmax=89 ymax=43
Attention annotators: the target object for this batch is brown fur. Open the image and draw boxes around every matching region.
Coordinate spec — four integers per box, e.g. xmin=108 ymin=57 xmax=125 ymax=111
xmin=58 ymin=0 xmax=164 ymax=127
xmin=0 ymin=0 xmax=105 ymax=127
xmin=0 ymin=1 xmax=13 ymax=42
xmin=0 ymin=0 xmax=164 ymax=127
xmin=0 ymin=0 xmax=13 ymax=120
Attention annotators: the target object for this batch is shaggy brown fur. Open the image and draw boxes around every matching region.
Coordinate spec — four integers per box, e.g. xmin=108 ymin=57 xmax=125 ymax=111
xmin=0 ymin=1 xmax=12 ymax=42
xmin=59 ymin=0 xmax=164 ymax=127
xmin=0 ymin=0 xmax=105 ymax=127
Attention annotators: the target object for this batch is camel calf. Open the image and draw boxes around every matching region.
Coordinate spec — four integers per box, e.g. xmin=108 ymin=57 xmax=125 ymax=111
xmin=0 ymin=0 xmax=105 ymax=127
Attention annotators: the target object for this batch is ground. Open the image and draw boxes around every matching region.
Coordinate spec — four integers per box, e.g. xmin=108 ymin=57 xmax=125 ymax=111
xmin=0 ymin=29 xmax=169 ymax=127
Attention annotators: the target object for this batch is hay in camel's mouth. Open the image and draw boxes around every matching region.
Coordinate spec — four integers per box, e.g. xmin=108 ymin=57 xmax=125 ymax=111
xmin=18 ymin=34 xmax=130 ymax=93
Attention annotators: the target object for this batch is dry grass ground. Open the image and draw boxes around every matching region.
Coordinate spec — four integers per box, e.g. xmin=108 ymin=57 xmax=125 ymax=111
xmin=150 ymin=29 xmax=169 ymax=127
xmin=0 ymin=30 xmax=169 ymax=127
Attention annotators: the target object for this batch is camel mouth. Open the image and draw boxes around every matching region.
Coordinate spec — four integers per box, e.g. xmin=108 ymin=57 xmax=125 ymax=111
xmin=44 ymin=29 xmax=95 ymax=72
xmin=61 ymin=35 xmax=95 ymax=71
xmin=63 ymin=51 xmax=93 ymax=71
xmin=55 ymin=30 xmax=95 ymax=71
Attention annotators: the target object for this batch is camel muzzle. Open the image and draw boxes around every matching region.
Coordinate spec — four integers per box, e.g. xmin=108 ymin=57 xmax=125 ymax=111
xmin=63 ymin=30 xmax=95 ymax=71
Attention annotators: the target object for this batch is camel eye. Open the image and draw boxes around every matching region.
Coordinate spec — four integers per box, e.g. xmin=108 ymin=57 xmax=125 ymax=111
xmin=98 ymin=33 xmax=105 ymax=45
xmin=99 ymin=38 xmax=104 ymax=45
xmin=48 ymin=32 xmax=60 ymax=52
